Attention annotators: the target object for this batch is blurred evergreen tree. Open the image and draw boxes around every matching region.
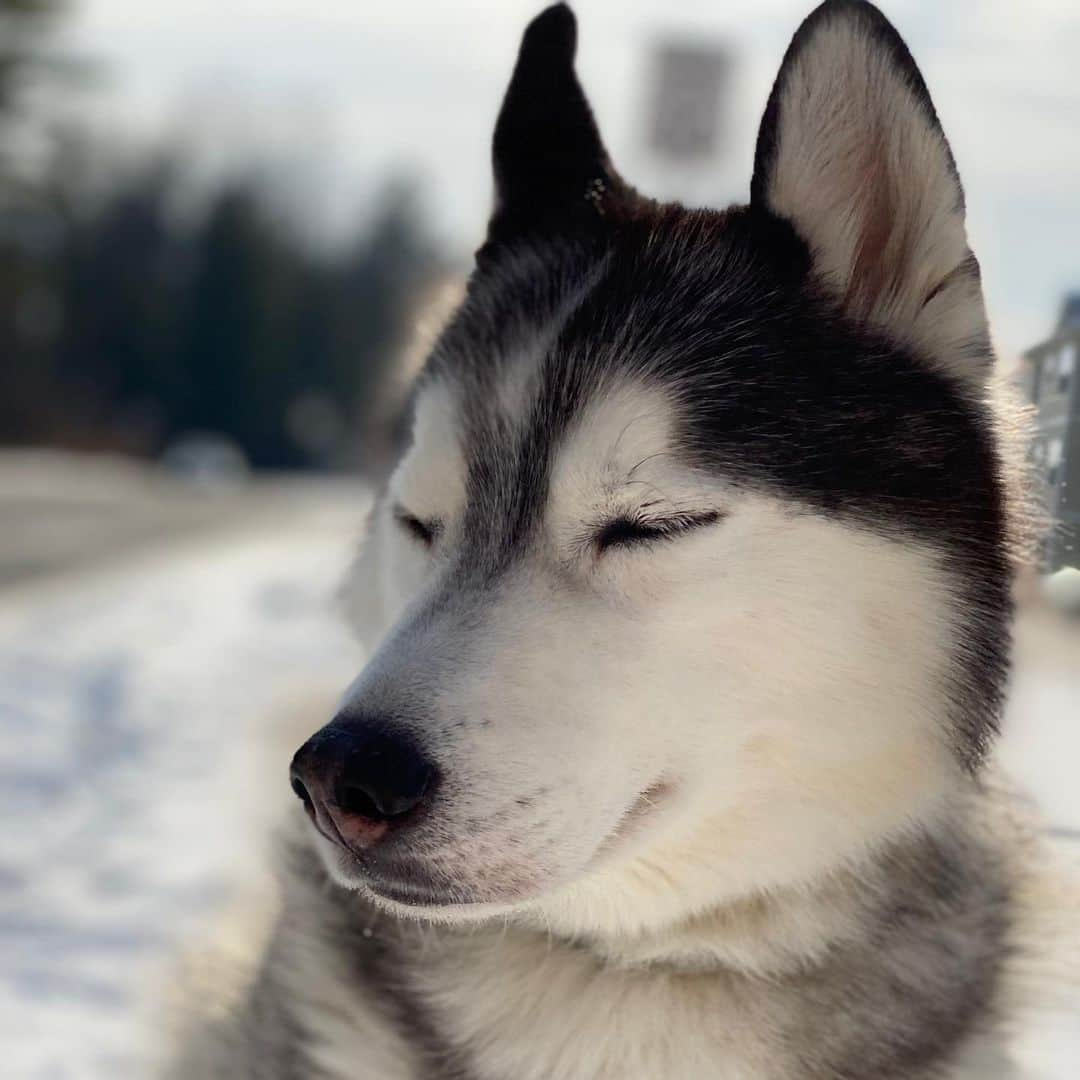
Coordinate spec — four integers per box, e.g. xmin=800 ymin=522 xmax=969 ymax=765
xmin=0 ymin=0 xmax=445 ymax=467
xmin=0 ymin=0 xmax=73 ymax=441
xmin=176 ymin=186 xmax=298 ymax=465
xmin=169 ymin=178 xmax=441 ymax=468
xmin=57 ymin=161 xmax=183 ymax=446
xmin=330 ymin=180 xmax=440 ymax=461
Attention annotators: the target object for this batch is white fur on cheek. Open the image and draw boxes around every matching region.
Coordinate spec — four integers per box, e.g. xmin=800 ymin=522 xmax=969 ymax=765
xmin=340 ymin=378 xmax=962 ymax=956
xmin=534 ymin=493 xmax=962 ymax=942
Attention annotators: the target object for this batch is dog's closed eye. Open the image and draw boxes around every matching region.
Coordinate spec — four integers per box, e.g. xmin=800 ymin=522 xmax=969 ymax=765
xmin=394 ymin=505 xmax=441 ymax=548
xmin=594 ymin=510 xmax=724 ymax=554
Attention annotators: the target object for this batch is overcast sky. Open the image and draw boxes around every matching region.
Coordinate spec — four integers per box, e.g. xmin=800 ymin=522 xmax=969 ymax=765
xmin=56 ymin=0 xmax=1080 ymax=360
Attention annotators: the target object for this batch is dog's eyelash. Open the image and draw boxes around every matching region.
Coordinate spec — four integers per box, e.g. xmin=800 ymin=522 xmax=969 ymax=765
xmin=594 ymin=510 xmax=723 ymax=553
xmin=394 ymin=505 xmax=441 ymax=547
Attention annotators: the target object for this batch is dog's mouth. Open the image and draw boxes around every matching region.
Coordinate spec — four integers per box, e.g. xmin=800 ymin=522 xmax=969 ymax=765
xmin=310 ymin=777 xmax=677 ymax=912
xmin=348 ymin=856 xmax=473 ymax=907
xmin=590 ymin=778 xmax=677 ymax=866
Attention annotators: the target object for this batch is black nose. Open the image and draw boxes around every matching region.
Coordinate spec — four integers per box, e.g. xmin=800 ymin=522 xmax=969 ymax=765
xmin=289 ymin=718 xmax=436 ymax=850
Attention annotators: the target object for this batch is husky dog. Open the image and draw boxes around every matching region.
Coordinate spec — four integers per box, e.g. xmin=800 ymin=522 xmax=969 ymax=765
xmin=175 ymin=2 xmax=1079 ymax=1077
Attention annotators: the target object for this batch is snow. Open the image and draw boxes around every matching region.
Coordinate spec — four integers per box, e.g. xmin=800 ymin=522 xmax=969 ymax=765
xmin=0 ymin=495 xmax=366 ymax=1077
xmin=1 ymin=474 xmax=1077 ymax=1077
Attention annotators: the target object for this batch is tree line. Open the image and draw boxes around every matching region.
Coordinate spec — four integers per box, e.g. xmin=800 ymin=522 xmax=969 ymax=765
xmin=0 ymin=0 xmax=445 ymax=470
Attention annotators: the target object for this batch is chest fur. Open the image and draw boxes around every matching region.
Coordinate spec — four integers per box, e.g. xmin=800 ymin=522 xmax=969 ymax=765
xmin=413 ymin=932 xmax=786 ymax=1080
xmin=384 ymin=924 xmax=1007 ymax=1080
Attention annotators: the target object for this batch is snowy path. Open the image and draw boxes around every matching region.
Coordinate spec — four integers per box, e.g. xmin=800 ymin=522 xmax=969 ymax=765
xmin=0 ymin=496 xmax=366 ymax=1078
xmin=1 ymin=480 xmax=1078 ymax=1077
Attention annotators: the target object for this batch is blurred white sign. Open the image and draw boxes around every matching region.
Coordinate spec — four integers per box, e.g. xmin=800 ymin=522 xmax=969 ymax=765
xmin=646 ymin=41 xmax=731 ymax=162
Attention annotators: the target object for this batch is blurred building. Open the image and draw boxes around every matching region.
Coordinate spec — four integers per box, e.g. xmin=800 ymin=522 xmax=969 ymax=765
xmin=1020 ymin=295 xmax=1080 ymax=570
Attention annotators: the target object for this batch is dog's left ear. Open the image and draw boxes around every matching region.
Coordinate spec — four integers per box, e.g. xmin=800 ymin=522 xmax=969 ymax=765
xmin=487 ymin=4 xmax=633 ymax=244
xmin=752 ymin=0 xmax=991 ymax=387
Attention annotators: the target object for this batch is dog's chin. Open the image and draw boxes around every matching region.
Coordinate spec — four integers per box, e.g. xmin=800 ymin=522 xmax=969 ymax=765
xmin=307 ymin=780 xmax=677 ymax=924
xmin=309 ymin=833 xmax=531 ymax=923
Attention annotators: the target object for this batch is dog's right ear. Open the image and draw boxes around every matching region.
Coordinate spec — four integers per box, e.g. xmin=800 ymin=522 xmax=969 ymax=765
xmin=487 ymin=4 xmax=632 ymax=245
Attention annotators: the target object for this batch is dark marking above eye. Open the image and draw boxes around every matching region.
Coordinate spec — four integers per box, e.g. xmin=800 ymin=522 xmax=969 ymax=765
xmin=394 ymin=505 xmax=441 ymax=547
xmin=594 ymin=510 xmax=724 ymax=554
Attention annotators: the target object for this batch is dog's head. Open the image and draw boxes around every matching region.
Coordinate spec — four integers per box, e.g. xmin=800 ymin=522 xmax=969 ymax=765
xmin=291 ymin=2 xmax=1013 ymax=938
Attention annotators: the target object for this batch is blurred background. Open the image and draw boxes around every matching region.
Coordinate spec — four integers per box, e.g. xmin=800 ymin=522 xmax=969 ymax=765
xmin=0 ymin=1 xmax=1078 ymax=1075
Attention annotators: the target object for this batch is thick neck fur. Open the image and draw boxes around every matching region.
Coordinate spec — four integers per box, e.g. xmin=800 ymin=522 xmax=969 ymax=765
xmin=270 ymin=784 xmax=1013 ymax=1080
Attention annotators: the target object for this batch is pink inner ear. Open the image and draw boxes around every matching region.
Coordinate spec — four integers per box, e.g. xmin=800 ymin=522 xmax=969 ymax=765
xmin=842 ymin=125 xmax=961 ymax=329
xmin=843 ymin=125 xmax=896 ymax=320
xmin=751 ymin=7 xmax=991 ymax=385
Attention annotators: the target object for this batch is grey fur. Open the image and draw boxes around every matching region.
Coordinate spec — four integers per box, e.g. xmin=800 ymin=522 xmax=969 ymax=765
xmin=174 ymin=800 xmax=1023 ymax=1079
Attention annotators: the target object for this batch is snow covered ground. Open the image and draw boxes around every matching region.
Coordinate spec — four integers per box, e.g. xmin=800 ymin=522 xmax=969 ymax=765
xmin=0 ymin=465 xmax=369 ymax=1078
xmin=1 ymin=457 xmax=1078 ymax=1077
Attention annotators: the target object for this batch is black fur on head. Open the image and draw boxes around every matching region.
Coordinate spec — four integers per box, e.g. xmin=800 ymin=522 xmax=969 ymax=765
xmin=426 ymin=0 xmax=1013 ymax=771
